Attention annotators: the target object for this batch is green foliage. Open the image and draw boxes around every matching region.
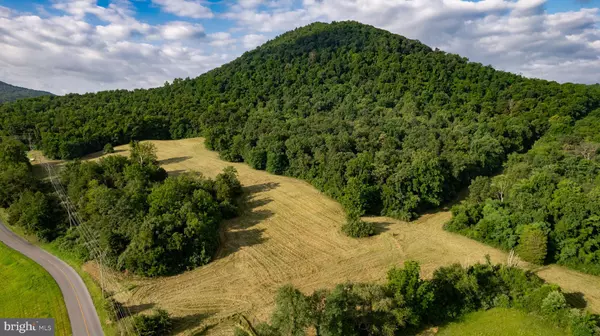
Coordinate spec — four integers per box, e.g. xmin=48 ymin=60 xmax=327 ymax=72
xmin=57 ymin=156 xmax=242 ymax=276
xmin=568 ymin=309 xmax=600 ymax=336
xmin=447 ymin=109 xmax=600 ymax=275
xmin=252 ymin=261 xmax=600 ymax=336
xmin=130 ymin=141 xmax=158 ymax=167
xmin=541 ymin=291 xmax=567 ymax=317
xmin=387 ymin=260 xmax=435 ymax=326
xmin=0 ymin=138 xmax=37 ymax=207
xmin=270 ymin=285 xmax=313 ymax=336
xmin=341 ymin=216 xmax=374 ymax=238
xmin=493 ymin=294 xmax=511 ymax=308
xmin=103 ymin=143 xmax=115 ymax=154
xmin=7 ymin=191 xmax=64 ymax=241
xmin=2 ymin=22 xmax=599 ymax=221
xmin=133 ymin=309 xmax=172 ymax=336
xmin=517 ymin=225 xmax=548 ymax=265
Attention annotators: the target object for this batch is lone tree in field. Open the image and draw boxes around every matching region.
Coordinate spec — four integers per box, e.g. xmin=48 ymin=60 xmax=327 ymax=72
xmin=517 ymin=225 xmax=547 ymax=265
xmin=130 ymin=141 xmax=157 ymax=166
xmin=103 ymin=143 xmax=114 ymax=154
xmin=342 ymin=215 xmax=375 ymax=238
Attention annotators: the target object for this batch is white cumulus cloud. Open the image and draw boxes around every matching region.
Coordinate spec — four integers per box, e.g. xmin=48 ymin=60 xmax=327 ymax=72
xmin=152 ymin=0 xmax=213 ymax=19
xmin=242 ymin=33 xmax=268 ymax=49
xmin=160 ymin=21 xmax=206 ymax=40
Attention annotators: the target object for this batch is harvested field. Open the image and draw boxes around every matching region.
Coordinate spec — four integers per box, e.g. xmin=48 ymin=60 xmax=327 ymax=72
xmin=77 ymin=138 xmax=600 ymax=335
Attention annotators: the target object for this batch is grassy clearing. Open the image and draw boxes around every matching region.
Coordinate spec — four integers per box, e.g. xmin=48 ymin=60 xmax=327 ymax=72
xmin=0 ymin=209 xmax=118 ymax=336
xmin=437 ymin=308 xmax=566 ymax=336
xmin=0 ymin=241 xmax=71 ymax=335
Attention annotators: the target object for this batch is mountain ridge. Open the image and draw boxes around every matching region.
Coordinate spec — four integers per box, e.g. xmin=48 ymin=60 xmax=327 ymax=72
xmin=0 ymin=80 xmax=53 ymax=103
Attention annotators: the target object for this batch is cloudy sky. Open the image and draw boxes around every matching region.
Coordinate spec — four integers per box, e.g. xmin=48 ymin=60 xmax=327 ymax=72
xmin=0 ymin=0 xmax=598 ymax=94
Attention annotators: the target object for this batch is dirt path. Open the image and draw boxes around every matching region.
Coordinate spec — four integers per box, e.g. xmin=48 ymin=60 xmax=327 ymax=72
xmin=85 ymin=138 xmax=600 ymax=335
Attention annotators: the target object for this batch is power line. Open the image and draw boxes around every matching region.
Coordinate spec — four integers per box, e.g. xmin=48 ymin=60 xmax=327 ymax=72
xmin=26 ymin=135 xmax=140 ymax=336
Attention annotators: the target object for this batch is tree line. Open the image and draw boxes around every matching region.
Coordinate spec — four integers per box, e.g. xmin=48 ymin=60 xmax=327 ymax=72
xmin=446 ymin=109 xmax=600 ymax=275
xmin=1 ymin=21 xmax=599 ymax=224
xmin=0 ymin=137 xmax=243 ymax=276
xmin=235 ymin=260 xmax=599 ymax=336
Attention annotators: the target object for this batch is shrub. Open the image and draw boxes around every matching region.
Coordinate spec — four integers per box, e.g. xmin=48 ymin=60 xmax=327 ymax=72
xmin=341 ymin=216 xmax=374 ymax=238
xmin=103 ymin=296 xmax=125 ymax=322
xmin=541 ymin=291 xmax=567 ymax=318
xmin=493 ymin=294 xmax=511 ymax=308
xmin=568 ymin=309 xmax=600 ymax=336
xmin=8 ymin=191 xmax=64 ymax=241
xmin=517 ymin=225 xmax=548 ymax=265
xmin=103 ymin=143 xmax=115 ymax=154
xmin=133 ymin=309 xmax=172 ymax=336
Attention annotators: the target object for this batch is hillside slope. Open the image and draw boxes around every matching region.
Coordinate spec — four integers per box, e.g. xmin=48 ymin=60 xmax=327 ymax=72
xmin=1 ymin=21 xmax=599 ymax=222
xmin=0 ymin=81 xmax=52 ymax=103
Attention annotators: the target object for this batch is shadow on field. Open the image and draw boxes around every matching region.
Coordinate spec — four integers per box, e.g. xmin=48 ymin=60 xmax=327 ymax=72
xmin=125 ymin=302 xmax=156 ymax=315
xmin=216 ymin=182 xmax=279 ymax=259
xmin=110 ymin=302 xmax=155 ymax=320
xmin=371 ymin=221 xmax=392 ymax=234
xmin=167 ymin=169 xmax=187 ymax=176
xmin=245 ymin=182 xmax=280 ymax=194
xmin=171 ymin=312 xmax=215 ymax=335
xmin=159 ymin=156 xmax=192 ymax=165
xmin=565 ymin=292 xmax=587 ymax=309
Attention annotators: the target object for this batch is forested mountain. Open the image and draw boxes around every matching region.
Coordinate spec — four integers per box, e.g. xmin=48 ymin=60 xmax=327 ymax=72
xmin=1 ymin=21 xmax=599 ymax=224
xmin=0 ymin=81 xmax=53 ymax=103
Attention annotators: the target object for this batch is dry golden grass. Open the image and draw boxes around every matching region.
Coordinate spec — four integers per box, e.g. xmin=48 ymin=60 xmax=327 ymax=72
xmin=75 ymin=138 xmax=600 ymax=335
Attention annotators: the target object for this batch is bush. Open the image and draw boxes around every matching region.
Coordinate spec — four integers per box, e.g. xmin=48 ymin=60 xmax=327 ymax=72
xmin=7 ymin=191 xmax=64 ymax=241
xmin=341 ymin=216 xmax=374 ymax=238
xmin=541 ymin=291 xmax=567 ymax=317
xmin=568 ymin=309 xmax=600 ymax=336
xmin=517 ymin=225 xmax=548 ymax=265
xmin=103 ymin=143 xmax=115 ymax=154
xmin=493 ymin=294 xmax=511 ymax=308
xmin=103 ymin=296 xmax=125 ymax=322
xmin=133 ymin=309 xmax=172 ymax=336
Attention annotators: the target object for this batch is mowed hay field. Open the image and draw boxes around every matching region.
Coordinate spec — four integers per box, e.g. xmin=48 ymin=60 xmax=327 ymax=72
xmin=81 ymin=138 xmax=600 ymax=335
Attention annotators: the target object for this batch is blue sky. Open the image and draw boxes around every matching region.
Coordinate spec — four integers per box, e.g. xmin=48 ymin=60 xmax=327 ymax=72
xmin=0 ymin=0 xmax=598 ymax=94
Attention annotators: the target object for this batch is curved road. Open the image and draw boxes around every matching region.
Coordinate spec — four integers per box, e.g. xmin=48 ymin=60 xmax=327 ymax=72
xmin=0 ymin=221 xmax=104 ymax=336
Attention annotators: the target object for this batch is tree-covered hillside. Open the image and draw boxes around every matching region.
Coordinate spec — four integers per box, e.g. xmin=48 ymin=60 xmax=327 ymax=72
xmin=1 ymin=21 xmax=599 ymax=222
xmin=0 ymin=81 xmax=53 ymax=103
xmin=446 ymin=110 xmax=600 ymax=275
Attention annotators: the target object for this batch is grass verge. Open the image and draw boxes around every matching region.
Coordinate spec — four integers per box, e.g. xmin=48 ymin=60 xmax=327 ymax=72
xmin=437 ymin=308 xmax=567 ymax=336
xmin=0 ymin=241 xmax=71 ymax=336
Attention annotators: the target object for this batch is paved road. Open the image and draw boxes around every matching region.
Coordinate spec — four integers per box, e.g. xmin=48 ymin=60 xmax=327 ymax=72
xmin=0 ymin=221 xmax=104 ymax=336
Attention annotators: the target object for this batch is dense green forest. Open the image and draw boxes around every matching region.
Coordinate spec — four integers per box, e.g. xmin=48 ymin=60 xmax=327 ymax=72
xmin=0 ymin=80 xmax=53 ymax=103
xmin=446 ymin=109 xmax=600 ymax=275
xmin=0 ymin=137 xmax=243 ymax=276
xmin=1 ymin=22 xmax=599 ymax=223
xmin=235 ymin=260 xmax=599 ymax=336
